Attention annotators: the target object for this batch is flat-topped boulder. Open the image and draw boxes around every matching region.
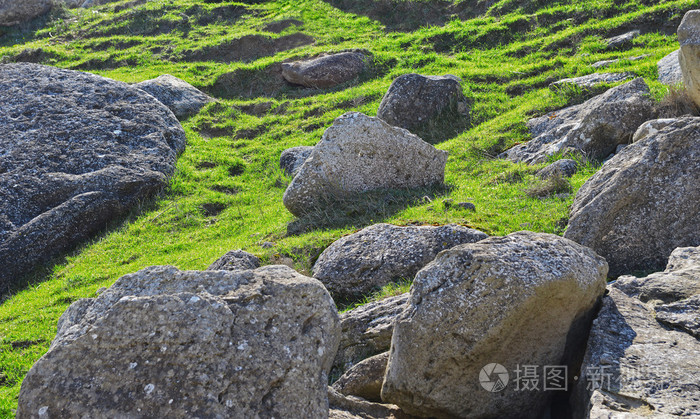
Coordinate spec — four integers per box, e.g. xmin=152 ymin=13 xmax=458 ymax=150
xmin=501 ymin=78 xmax=656 ymax=164
xmin=17 ymin=265 xmax=340 ymax=418
xmin=565 ymin=116 xmax=700 ymax=277
xmin=283 ymin=113 xmax=448 ymax=217
xmin=0 ymin=63 xmax=186 ymax=293
xmin=282 ymin=51 xmax=369 ymax=88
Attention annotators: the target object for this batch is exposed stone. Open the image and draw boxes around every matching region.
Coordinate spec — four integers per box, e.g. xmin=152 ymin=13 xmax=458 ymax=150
xmin=0 ymin=0 xmax=50 ymax=26
xmin=377 ymin=73 xmax=468 ymax=132
xmin=17 ymin=265 xmax=340 ymax=418
xmin=207 ymin=249 xmax=260 ymax=271
xmin=537 ymin=159 xmax=578 ymax=179
xmin=631 ymin=118 xmax=677 ymax=143
xmin=332 ymin=352 xmax=389 ymax=403
xmin=679 ymin=10 xmax=700 ymax=108
xmin=573 ymin=247 xmax=700 ymax=418
xmin=329 ymin=387 xmax=412 ymax=419
xmin=0 ymin=63 xmax=185 ymax=293
xmin=282 ymin=51 xmax=369 ymax=88
xmin=283 ymin=113 xmax=448 ymax=217
xmin=604 ymin=30 xmax=640 ymax=50
xmin=564 ymin=116 xmax=700 ymax=277
xmin=550 ymin=72 xmax=635 ymax=89
xmin=457 ymin=201 xmax=476 ymax=211
xmin=658 ymin=49 xmax=683 ymax=85
xmin=382 ymin=231 xmax=608 ymax=418
xmin=591 ymin=59 xmax=619 ymax=69
xmin=313 ymin=223 xmax=487 ymax=301
xmin=134 ymin=74 xmax=214 ymax=119
xmin=280 ymin=146 xmax=314 ymax=177
xmin=334 ymin=293 xmax=408 ymax=375
xmin=501 ymin=78 xmax=656 ymax=164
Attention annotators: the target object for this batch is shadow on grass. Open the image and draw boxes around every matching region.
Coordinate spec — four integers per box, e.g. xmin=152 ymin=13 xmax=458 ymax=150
xmin=286 ymin=183 xmax=453 ymax=236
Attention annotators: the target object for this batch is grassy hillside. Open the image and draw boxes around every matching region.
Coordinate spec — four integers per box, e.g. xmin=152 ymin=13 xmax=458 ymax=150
xmin=0 ymin=0 xmax=695 ymax=414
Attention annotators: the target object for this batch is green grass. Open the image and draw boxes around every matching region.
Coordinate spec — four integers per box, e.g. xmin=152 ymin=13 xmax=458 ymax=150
xmin=0 ymin=0 xmax=695 ymax=415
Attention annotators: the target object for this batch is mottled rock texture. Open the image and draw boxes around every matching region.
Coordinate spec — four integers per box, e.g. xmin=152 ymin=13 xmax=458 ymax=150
xmin=565 ymin=116 xmax=700 ymax=277
xmin=282 ymin=51 xmax=369 ymax=88
xmin=549 ymin=72 xmax=635 ymax=89
xmin=17 ymin=265 xmax=340 ymax=418
xmin=382 ymin=231 xmax=608 ymax=418
xmin=658 ymin=49 xmax=683 ymax=85
xmin=332 ymin=352 xmax=389 ymax=403
xmin=573 ymin=246 xmax=700 ymax=418
xmin=679 ymin=10 xmax=700 ymax=108
xmin=537 ymin=159 xmax=578 ymax=179
xmin=280 ymin=145 xmax=314 ymax=177
xmin=501 ymin=78 xmax=656 ymax=164
xmin=207 ymin=249 xmax=260 ymax=271
xmin=329 ymin=387 xmax=413 ymax=419
xmin=313 ymin=223 xmax=487 ymax=300
xmin=134 ymin=74 xmax=214 ymax=119
xmin=377 ymin=73 xmax=468 ymax=132
xmin=0 ymin=63 xmax=185 ymax=293
xmin=604 ymin=30 xmax=640 ymax=50
xmin=283 ymin=113 xmax=448 ymax=217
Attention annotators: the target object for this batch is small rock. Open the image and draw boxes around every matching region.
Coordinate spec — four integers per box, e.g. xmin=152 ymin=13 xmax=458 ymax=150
xmin=134 ymin=74 xmax=214 ymax=119
xmin=283 ymin=113 xmax=448 ymax=217
xmin=332 ymin=352 xmax=389 ymax=403
xmin=549 ymin=72 xmax=635 ymax=89
xmin=382 ymin=231 xmax=608 ymax=418
xmin=313 ymin=223 xmax=488 ymax=301
xmin=456 ymin=201 xmax=476 ymax=211
xmin=565 ymin=116 xmax=700 ymax=277
xmin=207 ymin=249 xmax=260 ymax=271
xmin=679 ymin=10 xmax=700 ymax=108
xmin=605 ymin=30 xmax=640 ymax=50
xmin=282 ymin=51 xmax=369 ymax=88
xmin=442 ymin=198 xmax=453 ymax=208
xmin=590 ymin=59 xmax=619 ymax=69
xmin=377 ymin=73 xmax=468 ymax=132
xmin=658 ymin=49 xmax=683 ymax=85
xmin=261 ymin=241 xmax=275 ymax=249
xmin=333 ymin=293 xmax=408 ymax=375
xmin=279 ymin=146 xmax=314 ymax=177
xmin=536 ymin=159 xmax=578 ymax=179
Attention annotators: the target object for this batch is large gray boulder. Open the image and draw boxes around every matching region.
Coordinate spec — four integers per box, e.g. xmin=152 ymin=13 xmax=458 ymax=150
xmin=282 ymin=51 xmax=369 ymax=89
xmin=679 ymin=10 xmax=700 ymax=108
xmin=0 ymin=63 xmax=186 ymax=293
xmin=377 ymin=73 xmax=468 ymax=133
xmin=134 ymin=74 xmax=214 ymax=119
xmin=565 ymin=116 xmax=700 ymax=277
xmin=658 ymin=49 xmax=683 ymax=85
xmin=501 ymin=78 xmax=656 ymax=164
xmin=313 ymin=223 xmax=488 ymax=301
xmin=382 ymin=231 xmax=608 ymax=418
xmin=17 ymin=265 xmax=340 ymax=418
xmin=0 ymin=0 xmax=50 ymax=26
xmin=283 ymin=113 xmax=448 ymax=217
xmin=573 ymin=247 xmax=700 ymax=418
xmin=334 ymin=293 xmax=408 ymax=375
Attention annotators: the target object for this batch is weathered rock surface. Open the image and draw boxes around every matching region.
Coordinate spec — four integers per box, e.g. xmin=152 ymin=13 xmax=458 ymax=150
xmin=334 ymin=293 xmax=408 ymax=374
xmin=0 ymin=0 xmax=50 ymax=26
xmin=573 ymin=247 xmax=700 ymax=418
xmin=564 ymin=116 xmax=700 ymax=277
xmin=17 ymin=265 xmax=340 ymax=418
xmin=550 ymin=72 xmax=634 ymax=89
xmin=382 ymin=231 xmax=608 ymax=418
xmin=280 ymin=145 xmax=314 ymax=177
xmin=377 ymin=73 xmax=468 ymax=132
xmin=329 ymin=387 xmax=412 ymax=419
xmin=605 ymin=30 xmax=640 ymax=50
xmin=207 ymin=249 xmax=260 ymax=271
xmin=501 ymin=78 xmax=656 ymax=164
xmin=679 ymin=10 xmax=700 ymax=108
xmin=537 ymin=159 xmax=578 ymax=179
xmin=283 ymin=113 xmax=448 ymax=217
xmin=658 ymin=49 xmax=683 ymax=85
xmin=631 ymin=118 xmax=677 ymax=143
xmin=134 ymin=74 xmax=214 ymax=119
xmin=282 ymin=51 xmax=369 ymax=88
xmin=332 ymin=352 xmax=389 ymax=403
xmin=0 ymin=63 xmax=186 ymax=293
xmin=313 ymin=223 xmax=487 ymax=300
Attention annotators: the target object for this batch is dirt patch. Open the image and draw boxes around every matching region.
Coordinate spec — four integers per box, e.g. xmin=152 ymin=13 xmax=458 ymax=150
xmin=187 ymin=4 xmax=249 ymax=26
xmin=1 ymin=47 xmax=57 ymax=64
xmin=180 ymin=33 xmax=314 ymax=63
xmin=201 ymin=202 xmax=228 ymax=217
xmin=263 ymin=19 xmax=303 ymax=33
xmin=211 ymin=185 xmax=240 ymax=195
xmin=70 ymin=56 xmax=138 ymax=70
xmin=228 ymin=163 xmax=246 ymax=177
xmin=196 ymin=161 xmax=218 ymax=169
xmin=236 ymin=126 xmax=266 ymax=140
xmin=10 ymin=339 xmax=44 ymax=350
